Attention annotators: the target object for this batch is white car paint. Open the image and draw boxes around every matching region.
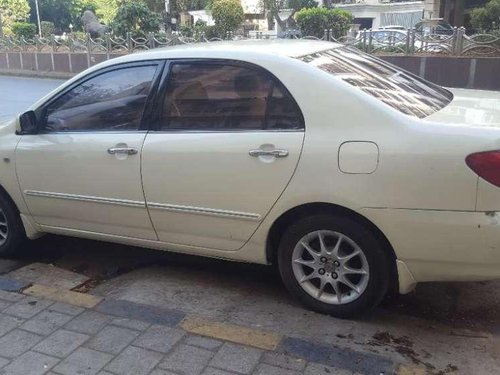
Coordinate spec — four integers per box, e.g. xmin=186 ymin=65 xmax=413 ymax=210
xmin=338 ymin=141 xmax=379 ymax=174
xmin=1 ymin=39 xmax=500 ymax=296
xmin=141 ymin=132 xmax=304 ymax=250
xmin=16 ymin=132 xmax=157 ymax=240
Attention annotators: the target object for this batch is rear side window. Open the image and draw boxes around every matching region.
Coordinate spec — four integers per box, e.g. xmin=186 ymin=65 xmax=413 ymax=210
xmin=44 ymin=65 xmax=158 ymax=132
xmin=299 ymin=47 xmax=453 ymax=118
xmin=159 ymin=62 xmax=303 ymax=131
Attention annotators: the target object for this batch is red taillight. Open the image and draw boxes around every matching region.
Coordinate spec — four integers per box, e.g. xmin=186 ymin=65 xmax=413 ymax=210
xmin=466 ymin=151 xmax=500 ymax=187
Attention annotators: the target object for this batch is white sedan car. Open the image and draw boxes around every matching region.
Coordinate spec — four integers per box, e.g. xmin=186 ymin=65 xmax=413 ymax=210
xmin=1 ymin=40 xmax=499 ymax=318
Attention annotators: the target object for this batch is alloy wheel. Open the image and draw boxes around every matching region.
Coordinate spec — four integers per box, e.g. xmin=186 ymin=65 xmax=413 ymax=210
xmin=0 ymin=209 xmax=8 ymax=246
xmin=291 ymin=230 xmax=369 ymax=305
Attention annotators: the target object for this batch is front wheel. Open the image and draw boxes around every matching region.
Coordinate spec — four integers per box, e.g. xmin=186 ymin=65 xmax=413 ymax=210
xmin=0 ymin=194 xmax=25 ymax=256
xmin=278 ymin=214 xmax=390 ymax=318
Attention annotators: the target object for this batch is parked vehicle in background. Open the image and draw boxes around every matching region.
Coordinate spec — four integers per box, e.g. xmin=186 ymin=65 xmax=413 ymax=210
xmin=357 ymin=29 xmax=421 ymax=51
xmin=377 ymin=25 xmax=406 ymax=31
xmin=1 ymin=40 xmax=500 ymax=318
xmin=415 ymin=20 xmax=454 ymax=36
xmin=277 ymin=29 xmax=302 ymax=39
xmin=367 ymin=29 xmax=408 ymax=45
xmin=356 ymin=29 xmax=451 ymax=53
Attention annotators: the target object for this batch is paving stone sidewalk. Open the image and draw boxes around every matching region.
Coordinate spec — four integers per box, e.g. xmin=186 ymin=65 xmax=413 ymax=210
xmin=0 ymin=289 xmax=398 ymax=375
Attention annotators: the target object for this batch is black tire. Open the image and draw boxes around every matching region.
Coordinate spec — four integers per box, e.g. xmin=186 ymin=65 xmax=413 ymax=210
xmin=278 ymin=214 xmax=390 ymax=318
xmin=0 ymin=193 xmax=26 ymax=256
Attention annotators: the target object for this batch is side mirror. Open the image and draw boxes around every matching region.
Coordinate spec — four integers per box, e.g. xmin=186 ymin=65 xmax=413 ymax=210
xmin=18 ymin=111 xmax=38 ymax=135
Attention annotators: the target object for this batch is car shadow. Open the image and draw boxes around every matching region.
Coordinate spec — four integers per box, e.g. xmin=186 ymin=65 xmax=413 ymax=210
xmin=8 ymin=234 xmax=500 ymax=333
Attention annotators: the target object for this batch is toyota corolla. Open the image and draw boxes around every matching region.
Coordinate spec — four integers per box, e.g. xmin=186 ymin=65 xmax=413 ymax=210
xmin=1 ymin=39 xmax=499 ymax=318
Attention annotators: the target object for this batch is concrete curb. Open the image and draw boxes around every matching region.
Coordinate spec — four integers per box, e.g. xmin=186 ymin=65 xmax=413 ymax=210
xmin=24 ymin=284 xmax=102 ymax=308
xmin=181 ymin=315 xmax=281 ymax=351
xmin=0 ymin=69 xmax=73 ymax=80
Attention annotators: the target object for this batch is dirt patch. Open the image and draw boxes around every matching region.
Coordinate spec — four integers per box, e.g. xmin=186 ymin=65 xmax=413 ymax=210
xmin=382 ymin=282 xmax=500 ymax=332
xmin=435 ymin=364 xmax=459 ymax=375
xmin=369 ymin=332 xmax=459 ymax=375
xmin=71 ymin=278 xmax=102 ymax=294
xmin=370 ymin=331 xmax=421 ymax=365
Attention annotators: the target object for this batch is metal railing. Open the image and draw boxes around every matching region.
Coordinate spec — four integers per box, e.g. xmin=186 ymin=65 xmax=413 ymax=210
xmin=340 ymin=27 xmax=500 ymax=56
xmin=0 ymin=27 xmax=499 ymax=57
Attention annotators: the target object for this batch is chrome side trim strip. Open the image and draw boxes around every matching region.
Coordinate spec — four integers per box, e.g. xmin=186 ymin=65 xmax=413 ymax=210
xmin=24 ymin=190 xmax=146 ymax=208
xmin=147 ymin=202 xmax=261 ymax=221
xmin=149 ymin=129 xmax=304 ymax=134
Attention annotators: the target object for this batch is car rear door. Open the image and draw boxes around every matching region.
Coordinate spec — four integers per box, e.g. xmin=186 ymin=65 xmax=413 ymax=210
xmin=16 ymin=61 xmax=164 ymax=240
xmin=141 ymin=60 xmax=305 ymax=250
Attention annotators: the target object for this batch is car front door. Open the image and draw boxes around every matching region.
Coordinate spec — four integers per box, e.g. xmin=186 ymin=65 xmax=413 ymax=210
xmin=141 ymin=60 xmax=305 ymax=251
xmin=16 ymin=62 xmax=163 ymax=240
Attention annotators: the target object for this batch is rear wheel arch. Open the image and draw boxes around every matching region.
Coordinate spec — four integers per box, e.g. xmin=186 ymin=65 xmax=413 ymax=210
xmin=266 ymin=202 xmax=399 ymax=293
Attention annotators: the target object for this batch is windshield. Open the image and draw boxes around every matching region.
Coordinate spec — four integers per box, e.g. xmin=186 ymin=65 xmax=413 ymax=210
xmin=298 ymin=47 xmax=453 ymax=118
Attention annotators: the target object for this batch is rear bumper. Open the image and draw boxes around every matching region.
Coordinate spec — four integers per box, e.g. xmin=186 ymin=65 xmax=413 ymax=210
xmin=360 ymin=208 xmax=500 ymax=292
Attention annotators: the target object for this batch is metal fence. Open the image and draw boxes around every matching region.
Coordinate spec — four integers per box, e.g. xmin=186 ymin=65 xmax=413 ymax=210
xmin=0 ymin=27 xmax=499 ymax=57
xmin=344 ymin=28 xmax=500 ymax=56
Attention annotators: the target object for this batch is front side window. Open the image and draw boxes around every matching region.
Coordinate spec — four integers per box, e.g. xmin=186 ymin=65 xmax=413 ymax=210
xmin=299 ymin=47 xmax=453 ymax=118
xmin=44 ymin=65 xmax=158 ymax=132
xmin=160 ymin=62 xmax=303 ymax=131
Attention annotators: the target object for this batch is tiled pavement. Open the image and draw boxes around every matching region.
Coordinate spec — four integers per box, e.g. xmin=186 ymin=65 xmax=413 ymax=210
xmin=0 ymin=288 xmax=407 ymax=375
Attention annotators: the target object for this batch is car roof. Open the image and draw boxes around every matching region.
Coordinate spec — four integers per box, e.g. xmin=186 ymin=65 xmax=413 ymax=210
xmin=109 ymin=39 xmax=341 ymax=64
xmin=38 ymin=39 xmax=343 ymax=109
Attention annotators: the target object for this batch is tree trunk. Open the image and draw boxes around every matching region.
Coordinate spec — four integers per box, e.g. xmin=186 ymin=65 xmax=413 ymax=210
xmin=0 ymin=13 xmax=3 ymax=38
xmin=452 ymin=0 xmax=465 ymax=27
xmin=272 ymin=10 xmax=287 ymax=31
xmin=266 ymin=11 xmax=274 ymax=31
xmin=323 ymin=0 xmax=333 ymax=8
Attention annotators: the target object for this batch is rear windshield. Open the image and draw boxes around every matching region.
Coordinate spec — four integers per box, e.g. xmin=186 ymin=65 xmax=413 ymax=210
xmin=298 ymin=47 xmax=453 ymax=118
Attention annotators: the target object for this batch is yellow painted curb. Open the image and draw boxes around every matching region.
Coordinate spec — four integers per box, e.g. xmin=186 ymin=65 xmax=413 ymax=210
xmin=23 ymin=284 xmax=103 ymax=309
xmin=398 ymin=365 xmax=428 ymax=375
xmin=181 ymin=315 xmax=282 ymax=351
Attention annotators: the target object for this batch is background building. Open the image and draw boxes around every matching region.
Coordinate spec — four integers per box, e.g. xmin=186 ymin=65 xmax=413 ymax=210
xmin=425 ymin=0 xmax=490 ymax=28
xmin=330 ymin=1 xmax=424 ymax=29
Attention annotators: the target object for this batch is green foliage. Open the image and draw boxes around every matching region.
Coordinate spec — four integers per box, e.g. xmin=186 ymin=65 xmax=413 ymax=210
xmin=142 ymin=0 xmax=165 ymax=13
xmin=40 ymin=20 xmax=54 ymax=36
xmin=72 ymin=0 xmax=119 ymax=27
xmin=71 ymin=30 xmax=88 ymax=40
xmin=178 ymin=20 xmax=221 ymax=39
xmin=28 ymin=0 xmax=73 ymax=33
xmin=288 ymin=0 xmax=317 ymax=11
xmin=75 ymin=0 xmax=96 ymax=14
xmin=295 ymin=7 xmax=353 ymax=39
xmin=27 ymin=0 xmax=101 ymax=33
xmin=93 ymin=0 xmax=119 ymax=24
xmin=112 ymin=1 xmax=162 ymax=37
xmin=203 ymin=25 xmax=220 ymax=39
xmin=210 ymin=0 xmax=244 ymax=35
xmin=179 ymin=25 xmax=193 ymax=36
xmin=0 ymin=0 xmax=30 ymax=33
xmin=192 ymin=20 xmax=220 ymax=39
xmin=260 ymin=0 xmax=316 ymax=30
xmin=143 ymin=0 xmax=210 ymax=14
xmin=11 ymin=21 xmax=36 ymax=39
xmin=470 ymin=0 xmax=500 ymax=31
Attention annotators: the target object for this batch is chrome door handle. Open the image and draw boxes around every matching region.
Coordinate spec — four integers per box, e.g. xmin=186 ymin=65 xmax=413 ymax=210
xmin=107 ymin=147 xmax=138 ymax=155
xmin=249 ymin=149 xmax=289 ymax=158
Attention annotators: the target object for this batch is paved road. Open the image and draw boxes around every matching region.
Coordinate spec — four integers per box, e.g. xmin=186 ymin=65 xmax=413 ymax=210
xmin=0 ymin=74 xmax=499 ymax=374
xmin=0 ymin=75 xmax=64 ymax=122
